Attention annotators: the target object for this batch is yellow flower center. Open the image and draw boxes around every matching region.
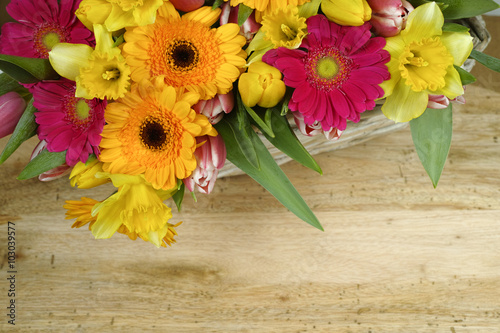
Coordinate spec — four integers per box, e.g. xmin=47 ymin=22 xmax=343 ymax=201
xmin=102 ymin=68 xmax=121 ymax=80
xmin=33 ymin=23 xmax=69 ymax=58
xmin=261 ymin=6 xmax=307 ymax=48
xmin=280 ymin=24 xmax=297 ymax=40
xmin=76 ymin=99 xmax=91 ymax=120
xmin=399 ymin=37 xmax=454 ymax=92
xmin=305 ymin=47 xmax=352 ymax=91
xmin=79 ymin=50 xmax=131 ymax=100
xmin=316 ymin=57 xmax=339 ymax=79
xmin=43 ymin=32 xmax=61 ymax=50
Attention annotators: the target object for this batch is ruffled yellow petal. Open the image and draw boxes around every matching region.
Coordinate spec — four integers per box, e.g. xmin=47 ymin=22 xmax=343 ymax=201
xmin=431 ymin=67 xmax=464 ymax=99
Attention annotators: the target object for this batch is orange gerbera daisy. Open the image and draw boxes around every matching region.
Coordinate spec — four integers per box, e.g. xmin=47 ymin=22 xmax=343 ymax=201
xmin=99 ymin=78 xmax=216 ymax=190
xmin=122 ymin=2 xmax=247 ymax=100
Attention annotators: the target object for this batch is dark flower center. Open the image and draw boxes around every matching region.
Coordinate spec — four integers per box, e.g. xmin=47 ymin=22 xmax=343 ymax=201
xmin=167 ymin=40 xmax=199 ymax=72
xmin=140 ymin=117 xmax=169 ymax=151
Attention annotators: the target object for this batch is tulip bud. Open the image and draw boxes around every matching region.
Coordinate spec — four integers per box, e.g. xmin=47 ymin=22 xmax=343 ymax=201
xmin=30 ymin=140 xmax=71 ymax=181
xmin=69 ymin=158 xmax=110 ymax=189
xmin=0 ymin=92 xmax=27 ymax=139
xmin=193 ymin=92 xmax=235 ymax=124
xmin=183 ymin=135 xmax=226 ymax=194
xmin=428 ymin=91 xmax=466 ymax=109
xmin=321 ymin=0 xmax=371 ymax=27
xmin=367 ymin=0 xmax=414 ymax=37
xmin=169 ymin=0 xmax=205 ymax=12
xmin=238 ymin=61 xmax=286 ymax=108
xmin=220 ymin=2 xmax=261 ymax=41
xmin=427 ymin=94 xmax=450 ymax=109
xmin=293 ymin=112 xmax=342 ymax=141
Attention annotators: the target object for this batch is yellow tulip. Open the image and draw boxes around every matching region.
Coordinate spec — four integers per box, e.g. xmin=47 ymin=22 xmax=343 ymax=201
xmin=321 ymin=0 xmax=371 ymax=26
xmin=238 ymin=61 xmax=286 ymax=108
xmin=69 ymin=159 xmax=110 ymax=189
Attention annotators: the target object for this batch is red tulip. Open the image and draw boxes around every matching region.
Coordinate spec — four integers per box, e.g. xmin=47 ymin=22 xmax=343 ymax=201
xmin=193 ymin=92 xmax=234 ymax=124
xmin=169 ymin=0 xmax=205 ymax=12
xmin=220 ymin=2 xmax=261 ymax=41
xmin=183 ymin=135 xmax=226 ymax=194
xmin=0 ymin=92 xmax=26 ymax=139
xmin=367 ymin=0 xmax=414 ymax=37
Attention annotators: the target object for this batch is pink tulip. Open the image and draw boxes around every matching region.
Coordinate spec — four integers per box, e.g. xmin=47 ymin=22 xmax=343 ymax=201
xmin=183 ymin=135 xmax=226 ymax=194
xmin=30 ymin=140 xmax=71 ymax=181
xmin=220 ymin=2 xmax=261 ymax=41
xmin=169 ymin=0 xmax=205 ymax=12
xmin=427 ymin=93 xmax=466 ymax=109
xmin=367 ymin=0 xmax=414 ymax=37
xmin=0 ymin=92 xmax=27 ymax=139
xmin=293 ymin=112 xmax=342 ymax=141
xmin=193 ymin=92 xmax=235 ymax=124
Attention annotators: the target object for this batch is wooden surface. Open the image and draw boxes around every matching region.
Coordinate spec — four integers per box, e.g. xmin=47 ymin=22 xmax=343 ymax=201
xmin=1 ymin=17 xmax=500 ymax=333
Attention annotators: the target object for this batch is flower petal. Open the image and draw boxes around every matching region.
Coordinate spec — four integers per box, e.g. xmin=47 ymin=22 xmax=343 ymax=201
xmin=382 ymin=80 xmax=429 ymax=122
xmin=49 ymin=43 xmax=93 ymax=81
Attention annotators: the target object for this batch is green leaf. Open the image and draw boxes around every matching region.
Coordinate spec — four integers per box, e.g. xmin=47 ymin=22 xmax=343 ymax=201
xmin=172 ymin=182 xmax=185 ymax=212
xmin=238 ymin=4 xmax=253 ymax=26
xmin=410 ymin=105 xmax=453 ymax=188
xmin=244 ymin=104 xmax=275 ymax=138
xmin=410 ymin=0 xmax=500 ymax=19
xmin=442 ymin=23 xmax=469 ymax=33
xmin=0 ymin=54 xmax=59 ymax=84
xmin=469 ymin=49 xmax=500 ymax=73
xmin=212 ymin=0 xmax=224 ymax=10
xmin=454 ymin=65 xmax=476 ymax=85
xmin=17 ymin=149 xmax=67 ymax=180
xmin=216 ymin=113 xmax=323 ymax=231
xmin=0 ymin=73 xmax=24 ymax=96
xmin=233 ymin=95 xmax=260 ymax=169
xmin=261 ymin=108 xmax=322 ymax=175
xmin=443 ymin=0 xmax=499 ymax=19
xmin=281 ymin=89 xmax=292 ymax=116
xmin=0 ymin=98 xmax=37 ymax=165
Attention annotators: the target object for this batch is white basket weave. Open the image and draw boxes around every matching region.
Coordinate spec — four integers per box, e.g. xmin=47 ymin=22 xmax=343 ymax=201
xmin=218 ymin=16 xmax=491 ymax=178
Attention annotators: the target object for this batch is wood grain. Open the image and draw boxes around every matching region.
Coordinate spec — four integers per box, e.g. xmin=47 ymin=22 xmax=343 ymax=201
xmin=1 ymin=16 xmax=500 ymax=333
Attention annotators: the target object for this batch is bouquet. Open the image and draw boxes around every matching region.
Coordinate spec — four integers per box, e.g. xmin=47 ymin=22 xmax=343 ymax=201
xmin=0 ymin=0 xmax=499 ymax=248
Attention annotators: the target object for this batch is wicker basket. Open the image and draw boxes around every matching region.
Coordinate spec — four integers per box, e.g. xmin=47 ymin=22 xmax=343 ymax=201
xmin=218 ymin=16 xmax=492 ymax=178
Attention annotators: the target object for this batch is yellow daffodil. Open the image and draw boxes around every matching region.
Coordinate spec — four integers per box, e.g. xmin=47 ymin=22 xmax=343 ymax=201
xmin=64 ymin=197 xmax=100 ymax=229
xmin=246 ymin=5 xmax=307 ymax=64
xmin=239 ymin=61 xmax=286 ymax=107
xmin=69 ymin=159 xmax=110 ymax=189
xmin=90 ymin=174 xmax=179 ymax=248
xmin=380 ymin=2 xmax=473 ymax=122
xmin=321 ymin=0 xmax=371 ymax=26
xmin=49 ymin=24 xmax=131 ymax=100
xmin=76 ymin=0 xmax=166 ymax=32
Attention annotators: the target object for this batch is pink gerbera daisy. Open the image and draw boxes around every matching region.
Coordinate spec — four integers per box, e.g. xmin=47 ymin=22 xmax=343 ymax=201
xmin=0 ymin=0 xmax=94 ymax=59
xmin=263 ymin=15 xmax=390 ymax=131
xmin=32 ymin=79 xmax=106 ymax=166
